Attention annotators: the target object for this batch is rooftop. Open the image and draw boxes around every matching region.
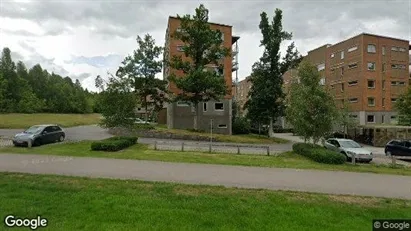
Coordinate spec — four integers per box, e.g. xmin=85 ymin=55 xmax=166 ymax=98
xmin=169 ymin=16 xmax=232 ymax=28
xmin=329 ymin=32 xmax=409 ymax=48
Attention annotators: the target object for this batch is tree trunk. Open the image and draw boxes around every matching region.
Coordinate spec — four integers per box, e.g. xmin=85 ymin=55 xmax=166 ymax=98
xmin=268 ymin=118 xmax=274 ymax=138
xmin=193 ymin=103 xmax=199 ymax=131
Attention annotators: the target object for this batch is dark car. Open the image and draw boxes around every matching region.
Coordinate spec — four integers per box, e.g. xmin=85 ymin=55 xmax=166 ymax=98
xmin=384 ymin=139 xmax=411 ymax=156
xmin=12 ymin=124 xmax=65 ymax=147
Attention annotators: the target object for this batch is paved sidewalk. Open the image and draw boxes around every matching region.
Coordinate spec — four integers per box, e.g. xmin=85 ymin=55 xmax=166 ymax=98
xmin=1 ymin=153 xmax=411 ymax=200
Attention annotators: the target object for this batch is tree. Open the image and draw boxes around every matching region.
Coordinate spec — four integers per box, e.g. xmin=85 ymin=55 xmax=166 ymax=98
xmin=285 ymin=61 xmax=339 ymax=144
xmin=116 ymin=34 xmax=167 ymax=121
xmin=337 ymin=99 xmax=358 ymax=137
xmin=395 ymin=86 xmax=411 ymax=125
xmin=96 ymin=73 xmax=138 ymax=128
xmin=167 ymin=4 xmax=230 ymax=130
xmin=245 ymin=9 xmax=301 ymax=137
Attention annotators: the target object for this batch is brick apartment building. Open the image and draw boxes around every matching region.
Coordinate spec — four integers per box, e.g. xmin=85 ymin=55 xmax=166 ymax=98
xmin=282 ymin=33 xmax=410 ymax=126
xmin=163 ymin=16 xmax=240 ymax=134
xmin=234 ymin=76 xmax=252 ymax=115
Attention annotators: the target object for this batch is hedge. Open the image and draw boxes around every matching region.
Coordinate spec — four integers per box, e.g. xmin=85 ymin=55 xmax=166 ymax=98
xmin=232 ymin=117 xmax=251 ymax=134
xmin=91 ymin=136 xmax=138 ymax=152
xmin=292 ymin=142 xmax=346 ymax=165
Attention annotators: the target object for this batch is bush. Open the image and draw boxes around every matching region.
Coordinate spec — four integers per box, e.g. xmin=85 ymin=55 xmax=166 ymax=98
xmin=91 ymin=136 xmax=138 ymax=152
xmin=292 ymin=142 xmax=346 ymax=165
xmin=186 ymin=129 xmax=206 ymax=133
xmin=134 ymin=123 xmax=155 ymax=130
xmin=232 ymin=117 xmax=251 ymax=134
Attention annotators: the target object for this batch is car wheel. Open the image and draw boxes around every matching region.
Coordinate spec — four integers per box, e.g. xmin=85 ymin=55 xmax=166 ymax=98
xmin=33 ymin=139 xmax=41 ymax=146
xmin=59 ymin=135 xmax=65 ymax=142
xmin=341 ymin=152 xmax=349 ymax=161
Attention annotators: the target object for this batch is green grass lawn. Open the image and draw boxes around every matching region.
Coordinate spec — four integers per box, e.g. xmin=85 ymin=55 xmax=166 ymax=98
xmin=1 ymin=141 xmax=411 ymax=176
xmin=154 ymin=126 xmax=288 ymax=144
xmin=0 ymin=113 xmax=101 ymax=129
xmin=0 ymin=173 xmax=410 ymax=231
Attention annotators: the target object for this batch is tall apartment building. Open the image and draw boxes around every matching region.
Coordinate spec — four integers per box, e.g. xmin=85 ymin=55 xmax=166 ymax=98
xmin=235 ymin=76 xmax=252 ymax=115
xmin=283 ymin=33 xmax=410 ymax=126
xmin=163 ymin=16 xmax=240 ymax=134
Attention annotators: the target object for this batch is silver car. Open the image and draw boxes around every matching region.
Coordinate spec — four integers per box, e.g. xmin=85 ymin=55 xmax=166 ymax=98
xmin=324 ymin=138 xmax=373 ymax=163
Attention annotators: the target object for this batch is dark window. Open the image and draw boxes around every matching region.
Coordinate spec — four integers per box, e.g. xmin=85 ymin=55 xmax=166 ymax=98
xmin=367 ymin=115 xmax=375 ymax=123
xmin=203 ymin=102 xmax=207 ymax=112
xmin=52 ymin=126 xmax=62 ymax=131
xmin=44 ymin=126 xmax=53 ymax=133
xmin=218 ymin=124 xmax=227 ymax=128
xmin=404 ymin=141 xmax=411 ymax=148
xmin=215 ymin=103 xmax=224 ymax=111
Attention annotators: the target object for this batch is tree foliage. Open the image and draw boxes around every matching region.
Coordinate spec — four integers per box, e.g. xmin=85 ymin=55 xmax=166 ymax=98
xmin=95 ymin=73 xmax=138 ymax=128
xmin=0 ymin=47 xmax=96 ymax=113
xmin=395 ymin=86 xmax=411 ymax=125
xmin=117 ymin=34 xmax=167 ymax=121
xmin=285 ymin=61 xmax=339 ymax=144
xmin=245 ymin=9 xmax=301 ymax=136
xmin=167 ymin=4 xmax=231 ymax=130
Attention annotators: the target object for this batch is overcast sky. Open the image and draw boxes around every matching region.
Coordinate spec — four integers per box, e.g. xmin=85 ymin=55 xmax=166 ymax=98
xmin=1 ymin=0 xmax=410 ymax=91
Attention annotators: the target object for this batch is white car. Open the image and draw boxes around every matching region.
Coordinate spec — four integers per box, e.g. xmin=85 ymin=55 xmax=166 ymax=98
xmin=324 ymin=138 xmax=373 ymax=163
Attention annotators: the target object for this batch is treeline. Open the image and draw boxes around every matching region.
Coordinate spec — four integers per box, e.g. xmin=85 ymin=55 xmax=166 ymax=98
xmin=0 ymin=47 xmax=100 ymax=113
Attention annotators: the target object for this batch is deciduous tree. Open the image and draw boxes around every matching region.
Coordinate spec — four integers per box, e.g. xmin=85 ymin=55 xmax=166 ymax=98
xmin=245 ymin=9 xmax=301 ymax=137
xmin=167 ymin=4 xmax=230 ymax=130
xmin=395 ymin=86 xmax=411 ymax=125
xmin=286 ymin=61 xmax=339 ymax=144
xmin=116 ymin=34 xmax=167 ymax=121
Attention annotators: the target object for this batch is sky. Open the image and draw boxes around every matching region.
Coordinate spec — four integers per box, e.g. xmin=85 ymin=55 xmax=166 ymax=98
xmin=1 ymin=0 xmax=410 ymax=92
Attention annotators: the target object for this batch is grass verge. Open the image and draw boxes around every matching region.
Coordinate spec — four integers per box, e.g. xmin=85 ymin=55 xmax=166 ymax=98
xmin=154 ymin=126 xmax=288 ymax=144
xmin=0 ymin=113 xmax=101 ymax=129
xmin=1 ymin=141 xmax=410 ymax=176
xmin=1 ymin=173 xmax=410 ymax=231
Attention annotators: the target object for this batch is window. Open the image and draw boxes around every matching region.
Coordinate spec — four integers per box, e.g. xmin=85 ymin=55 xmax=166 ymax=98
xmin=367 ymin=97 xmax=375 ymax=106
xmin=348 ymin=63 xmax=358 ymax=69
xmin=382 ymin=63 xmax=386 ymax=72
xmin=330 ymin=53 xmax=335 ymax=58
xmin=177 ymin=101 xmax=189 ymax=107
xmin=348 ymin=80 xmax=358 ymax=86
xmin=399 ymin=81 xmax=405 ymax=86
xmin=340 ymin=51 xmax=344 ymax=59
xmin=382 ymin=46 xmax=386 ymax=55
xmin=382 ymin=98 xmax=385 ymax=107
xmin=382 ymin=115 xmax=385 ymax=123
xmin=341 ymin=83 xmax=344 ymax=92
xmin=349 ymin=98 xmax=358 ymax=103
xmin=367 ymin=44 xmax=376 ymax=53
xmin=44 ymin=126 xmax=53 ymax=133
xmin=203 ymin=102 xmax=207 ymax=112
xmin=348 ymin=46 xmax=358 ymax=52
xmin=221 ymin=32 xmax=225 ymax=41
xmin=317 ymin=63 xmax=325 ymax=71
xmin=392 ymin=64 xmax=406 ymax=69
xmin=391 ymin=47 xmax=399 ymax=52
xmin=341 ymin=66 xmax=344 ymax=75
xmin=391 ymin=81 xmax=397 ymax=86
xmin=382 ymin=80 xmax=385 ymax=90
xmin=177 ymin=45 xmax=184 ymax=52
xmin=367 ymin=62 xmax=376 ymax=70
xmin=367 ymin=80 xmax=375 ymax=88
xmin=399 ymin=47 xmax=406 ymax=52
xmin=367 ymin=115 xmax=375 ymax=123
xmin=214 ymin=102 xmax=224 ymax=111
xmin=218 ymin=124 xmax=227 ymax=128
xmin=391 ymin=98 xmax=397 ymax=103
xmin=319 ymin=78 xmax=325 ymax=85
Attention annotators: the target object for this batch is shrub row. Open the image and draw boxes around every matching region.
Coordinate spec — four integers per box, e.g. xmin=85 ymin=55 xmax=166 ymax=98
xmin=232 ymin=117 xmax=251 ymax=134
xmin=91 ymin=136 xmax=138 ymax=152
xmin=134 ymin=123 xmax=155 ymax=130
xmin=292 ymin=143 xmax=346 ymax=165
xmin=250 ymin=128 xmax=294 ymax=135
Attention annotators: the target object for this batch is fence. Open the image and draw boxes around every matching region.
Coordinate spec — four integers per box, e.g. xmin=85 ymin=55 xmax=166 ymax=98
xmin=0 ymin=138 xmax=12 ymax=147
xmin=151 ymin=140 xmax=271 ymax=155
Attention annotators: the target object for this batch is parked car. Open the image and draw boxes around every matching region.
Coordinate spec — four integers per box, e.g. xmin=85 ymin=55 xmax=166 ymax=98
xmin=324 ymin=138 xmax=373 ymax=163
xmin=384 ymin=139 xmax=411 ymax=157
xmin=12 ymin=124 xmax=65 ymax=147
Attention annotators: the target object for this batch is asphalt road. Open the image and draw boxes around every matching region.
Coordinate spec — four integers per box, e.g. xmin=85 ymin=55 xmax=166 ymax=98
xmin=1 ymin=153 xmax=411 ymax=200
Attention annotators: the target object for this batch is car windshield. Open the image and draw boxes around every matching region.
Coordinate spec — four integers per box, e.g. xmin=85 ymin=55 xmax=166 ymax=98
xmin=24 ymin=126 xmax=43 ymax=134
xmin=339 ymin=140 xmax=362 ymax=148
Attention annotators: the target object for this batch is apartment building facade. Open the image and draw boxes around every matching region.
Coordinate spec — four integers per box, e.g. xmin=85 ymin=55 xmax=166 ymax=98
xmin=282 ymin=33 xmax=410 ymax=126
xmin=234 ymin=76 xmax=252 ymax=115
xmin=163 ymin=16 xmax=240 ymax=134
